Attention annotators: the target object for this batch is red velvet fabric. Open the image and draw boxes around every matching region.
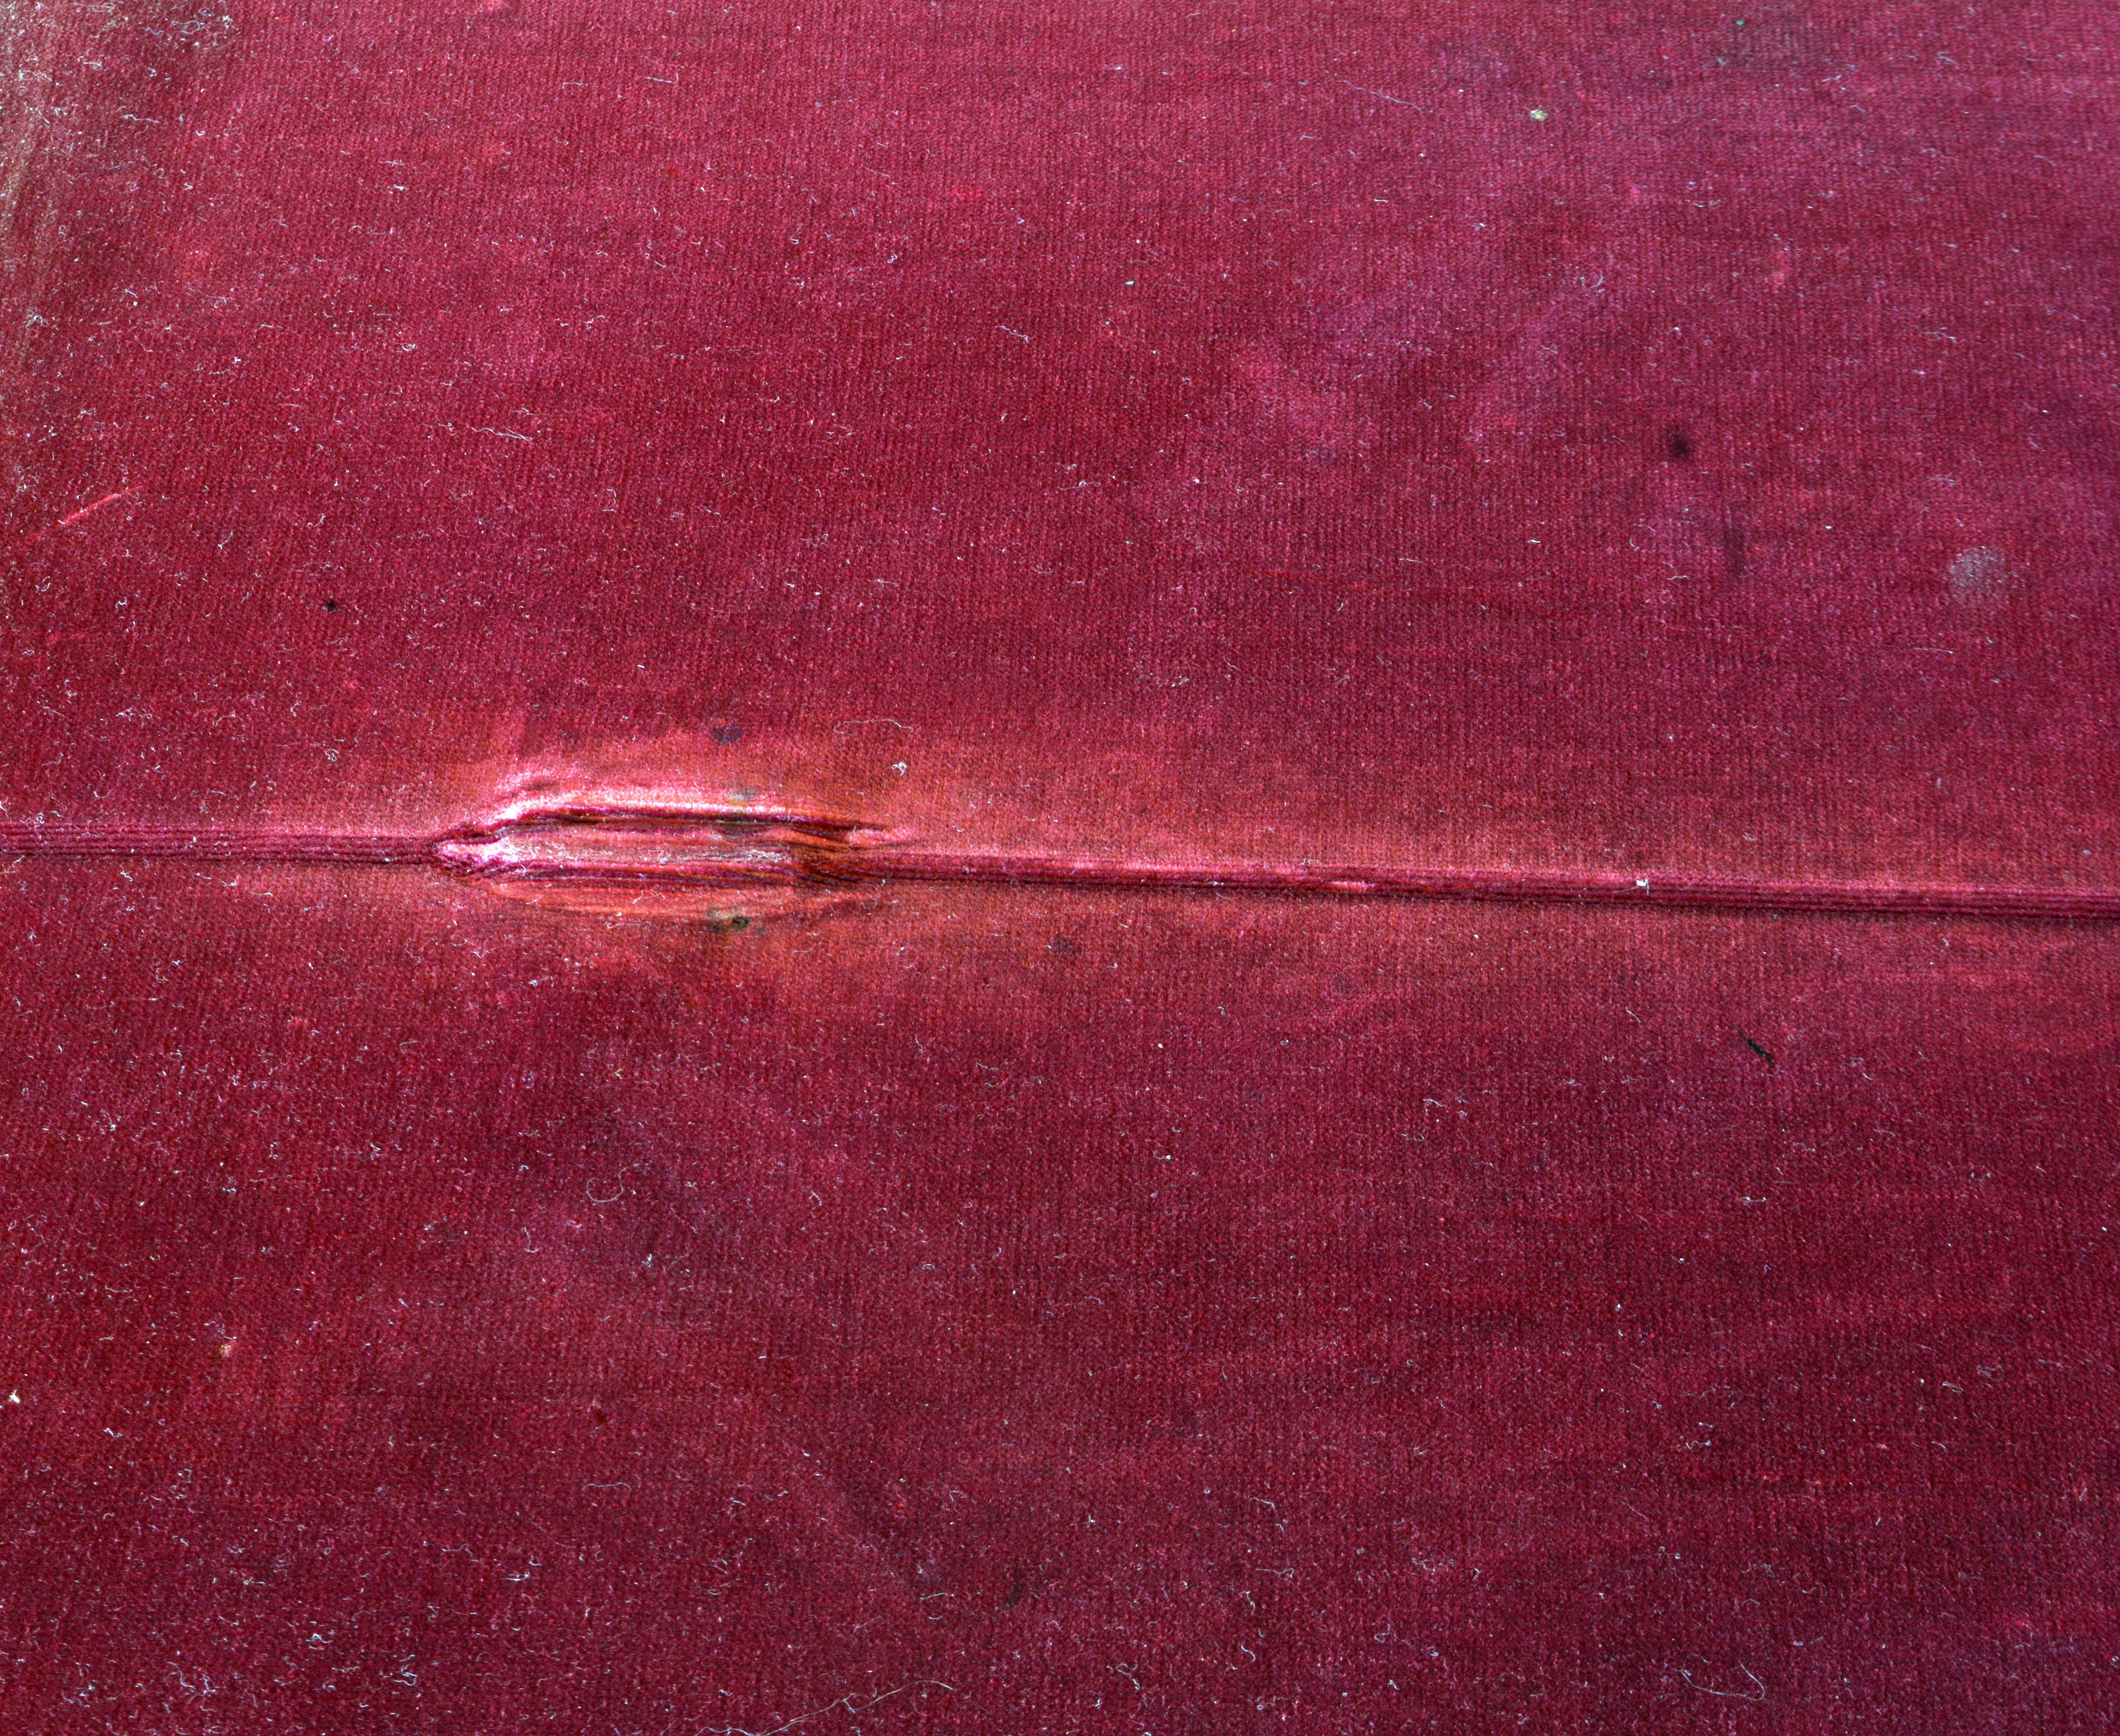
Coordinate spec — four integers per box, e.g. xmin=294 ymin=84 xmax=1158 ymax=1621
xmin=4 ymin=3 xmax=2117 ymax=1730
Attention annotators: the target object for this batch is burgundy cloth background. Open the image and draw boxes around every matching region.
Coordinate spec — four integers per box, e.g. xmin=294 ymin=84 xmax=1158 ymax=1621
xmin=3 ymin=2 xmax=2119 ymax=1730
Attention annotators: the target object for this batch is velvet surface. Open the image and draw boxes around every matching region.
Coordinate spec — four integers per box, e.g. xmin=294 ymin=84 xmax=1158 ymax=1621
xmin=3 ymin=2 xmax=2117 ymax=1730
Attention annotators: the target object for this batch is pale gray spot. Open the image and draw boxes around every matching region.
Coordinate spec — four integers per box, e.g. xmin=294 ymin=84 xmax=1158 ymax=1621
xmin=1946 ymin=545 xmax=2012 ymax=604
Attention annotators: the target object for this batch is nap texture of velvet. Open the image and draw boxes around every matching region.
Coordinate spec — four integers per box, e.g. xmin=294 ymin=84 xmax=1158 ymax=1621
xmin=2 ymin=4 xmax=2117 ymax=1731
